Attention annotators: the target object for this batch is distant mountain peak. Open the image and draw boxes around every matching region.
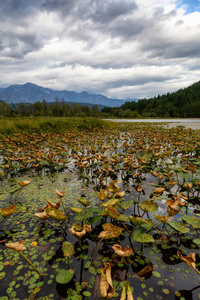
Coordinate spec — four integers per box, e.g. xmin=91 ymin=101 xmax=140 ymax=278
xmin=0 ymin=82 xmax=129 ymax=107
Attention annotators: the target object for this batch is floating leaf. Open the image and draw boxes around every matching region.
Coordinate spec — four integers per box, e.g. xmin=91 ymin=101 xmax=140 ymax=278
xmin=62 ymin=241 xmax=75 ymax=258
xmin=34 ymin=211 xmax=49 ymax=220
xmin=108 ymin=181 xmax=121 ymax=193
xmin=55 ymin=189 xmax=65 ymax=198
xmin=118 ymin=200 xmax=133 ymax=210
xmin=153 ymin=187 xmax=165 ymax=194
xmin=130 ymin=216 xmax=147 ymax=226
xmin=193 ymin=238 xmax=200 ymax=245
xmin=97 ymin=189 xmax=108 ymax=201
xmin=46 ymin=208 xmax=68 ymax=221
xmin=167 ymin=221 xmax=190 ymax=233
xmin=5 ymin=240 xmax=26 ymax=251
xmin=100 ymin=262 xmax=115 ymax=299
xmin=88 ymin=215 xmax=103 ymax=225
xmin=115 ymin=191 xmax=125 ymax=198
xmin=0 ymin=204 xmax=16 ymax=218
xmin=74 ymin=208 xmax=93 ymax=221
xmin=152 ymin=271 xmax=161 ymax=278
xmin=120 ymin=280 xmax=134 ymax=300
xmin=106 ymin=206 xmax=121 ymax=219
xmin=177 ymin=251 xmax=197 ymax=273
xmin=182 ymin=215 xmax=200 ymax=229
xmin=69 ymin=224 xmax=92 ymax=240
xmin=137 ymin=264 xmax=154 ymax=278
xmin=56 ymin=269 xmax=75 ymax=284
xmin=103 ymin=199 xmax=120 ymax=207
xmin=18 ymin=180 xmax=31 ymax=187
xmin=118 ymin=214 xmax=130 ymax=223
xmin=77 ymin=198 xmax=91 ymax=207
xmin=112 ymin=244 xmax=133 ymax=257
xmin=31 ymin=241 xmax=37 ymax=247
xmin=139 ymin=200 xmax=158 ymax=213
xmin=132 ymin=227 xmax=154 ymax=243
xmin=141 ymin=219 xmax=154 ymax=230
xmin=98 ymin=223 xmax=122 ymax=239
xmin=70 ymin=207 xmax=83 ymax=213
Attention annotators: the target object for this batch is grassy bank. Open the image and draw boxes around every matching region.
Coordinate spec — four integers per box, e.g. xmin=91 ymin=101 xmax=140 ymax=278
xmin=0 ymin=117 xmax=117 ymax=136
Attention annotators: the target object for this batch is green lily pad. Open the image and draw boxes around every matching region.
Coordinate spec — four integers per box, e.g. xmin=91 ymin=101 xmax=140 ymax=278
xmin=182 ymin=215 xmax=200 ymax=229
xmin=132 ymin=227 xmax=155 ymax=243
xmin=141 ymin=219 xmax=154 ymax=230
xmin=193 ymin=238 xmax=200 ymax=245
xmin=117 ymin=214 xmax=130 ymax=222
xmin=77 ymin=198 xmax=91 ymax=207
xmin=70 ymin=207 xmax=83 ymax=213
xmin=87 ymin=215 xmax=103 ymax=225
xmin=118 ymin=200 xmax=133 ymax=210
xmin=74 ymin=208 xmax=93 ymax=221
xmin=139 ymin=200 xmax=158 ymax=213
xmin=62 ymin=241 xmax=75 ymax=258
xmin=103 ymin=199 xmax=120 ymax=207
xmin=130 ymin=216 xmax=147 ymax=226
xmin=167 ymin=221 xmax=190 ymax=233
xmin=56 ymin=268 xmax=75 ymax=284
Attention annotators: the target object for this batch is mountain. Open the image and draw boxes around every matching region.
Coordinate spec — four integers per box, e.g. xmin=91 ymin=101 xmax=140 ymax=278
xmin=0 ymin=82 xmax=126 ymax=107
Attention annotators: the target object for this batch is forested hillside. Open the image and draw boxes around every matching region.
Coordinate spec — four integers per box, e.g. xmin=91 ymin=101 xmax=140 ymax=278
xmin=102 ymin=81 xmax=200 ymax=118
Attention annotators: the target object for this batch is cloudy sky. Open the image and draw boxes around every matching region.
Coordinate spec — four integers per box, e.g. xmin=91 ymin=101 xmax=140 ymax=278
xmin=0 ymin=0 xmax=200 ymax=99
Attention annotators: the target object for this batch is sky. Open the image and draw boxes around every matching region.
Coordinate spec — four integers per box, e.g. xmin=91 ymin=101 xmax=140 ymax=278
xmin=0 ymin=0 xmax=200 ymax=100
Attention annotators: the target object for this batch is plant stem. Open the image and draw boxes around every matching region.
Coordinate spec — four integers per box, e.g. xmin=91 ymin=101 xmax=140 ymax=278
xmin=0 ymin=217 xmax=5 ymax=225
xmin=58 ymin=221 xmax=68 ymax=234
xmin=60 ymin=198 xmax=69 ymax=217
xmin=45 ymin=219 xmax=55 ymax=227
xmin=14 ymin=187 xmax=22 ymax=201
xmin=91 ymin=238 xmax=104 ymax=264
xmin=19 ymin=251 xmax=44 ymax=278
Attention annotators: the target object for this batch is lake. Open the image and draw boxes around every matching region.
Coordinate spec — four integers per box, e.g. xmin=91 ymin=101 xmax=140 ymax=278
xmin=105 ymin=118 xmax=200 ymax=129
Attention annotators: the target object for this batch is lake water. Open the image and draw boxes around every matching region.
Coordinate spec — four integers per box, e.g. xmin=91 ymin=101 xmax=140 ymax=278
xmin=105 ymin=118 xmax=200 ymax=129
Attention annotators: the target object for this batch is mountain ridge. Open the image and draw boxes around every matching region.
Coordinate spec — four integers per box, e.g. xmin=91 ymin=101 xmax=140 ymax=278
xmin=0 ymin=82 xmax=129 ymax=107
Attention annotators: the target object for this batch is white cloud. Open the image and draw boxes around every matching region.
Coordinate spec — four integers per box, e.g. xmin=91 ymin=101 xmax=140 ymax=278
xmin=0 ymin=0 xmax=200 ymax=99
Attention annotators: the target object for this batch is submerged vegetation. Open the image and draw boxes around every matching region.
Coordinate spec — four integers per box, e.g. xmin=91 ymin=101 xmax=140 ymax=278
xmin=0 ymin=120 xmax=200 ymax=299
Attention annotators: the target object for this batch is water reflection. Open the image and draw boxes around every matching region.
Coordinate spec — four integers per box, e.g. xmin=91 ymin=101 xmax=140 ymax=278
xmin=175 ymin=284 xmax=200 ymax=300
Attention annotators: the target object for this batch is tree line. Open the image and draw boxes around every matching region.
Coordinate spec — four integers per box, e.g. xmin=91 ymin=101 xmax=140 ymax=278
xmin=0 ymin=98 xmax=100 ymax=117
xmin=102 ymin=81 xmax=200 ymax=118
xmin=1 ymin=81 xmax=200 ymax=118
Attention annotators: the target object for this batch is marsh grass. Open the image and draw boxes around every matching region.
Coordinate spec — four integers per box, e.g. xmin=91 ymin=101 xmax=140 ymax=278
xmin=0 ymin=117 xmax=116 ymax=136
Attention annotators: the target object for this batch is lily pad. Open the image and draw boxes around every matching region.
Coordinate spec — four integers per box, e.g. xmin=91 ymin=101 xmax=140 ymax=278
xmin=74 ymin=208 xmax=93 ymax=221
xmin=132 ymin=227 xmax=155 ymax=243
xmin=46 ymin=208 xmax=68 ymax=221
xmin=56 ymin=268 xmax=75 ymax=284
xmin=182 ymin=215 xmax=200 ymax=229
xmin=62 ymin=241 xmax=75 ymax=258
xmin=139 ymin=200 xmax=158 ymax=213
xmin=167 ymin=221 xmax=190 ymax=233
xmin=118 ymin=200 xmax=133 ymax=210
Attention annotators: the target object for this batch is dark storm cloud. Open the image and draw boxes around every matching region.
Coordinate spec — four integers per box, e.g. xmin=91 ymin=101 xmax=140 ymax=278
xmin=75 ymin=0 xmax=138 ymax=24
xmin=103 ymin=74 xmax=173 ymax=90
xmin=142 ymin=35 xmax=200 ymax=60
xmin=40 ymin=0 xmax=138 ymax=24
xmin=0 ymin=0 xmax=200 ymax=98
xmin=41 ymin=0 xmax=75 ymax=15
xmin=0 ymin=0 xmax=43 ymax=19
